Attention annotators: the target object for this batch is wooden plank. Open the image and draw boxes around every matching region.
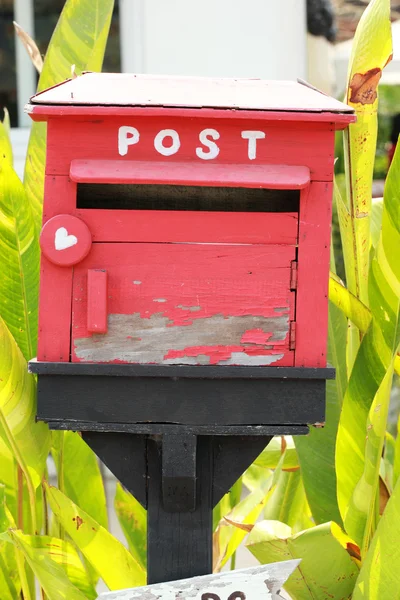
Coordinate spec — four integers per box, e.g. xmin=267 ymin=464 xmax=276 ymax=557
xmin=43 ymin=175 xmax=76 ymax=221
xmin=146 ymin=437 xmax=213 ymax=583
xmin=87 ymin=270 xmax=108 ymax=333
xmin=71 ymin=244 xmax=296 ymax=366
xmin=37 ymin=257 xmax=73 ymax=362
xmin=75 ymin=210 xmax=298 ymax=245
xmin=71 ymin=160 xmax=310 ymax=189
xmin=35 ymin=373 xmax=326 ymax=426
xmin=46 ymin=118 xmax=335 ymax=181
xmin=42 ymin=421 xmax=310 ymax=436
xmin=29 ymin=361 xmax=335 ymax=379
xmin=29 ymin=105 xmax=355 ymax=128
xmin=295 ymin=182 xmax=332 ymax=367
xmin=97 ymin=560 xmax=300 ymax=599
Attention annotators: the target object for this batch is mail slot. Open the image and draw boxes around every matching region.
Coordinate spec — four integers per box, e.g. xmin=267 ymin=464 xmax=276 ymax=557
xmin=27 ymin=73 xmax=354 ymax=428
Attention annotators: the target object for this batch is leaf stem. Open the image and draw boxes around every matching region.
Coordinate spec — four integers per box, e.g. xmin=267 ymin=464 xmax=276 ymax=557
xmin=56 ymin=432 xmax=65 ymax=540
xmin=17 ymin=464 xmax=24 ymax=530
xmin=0 ymin=408 xmax=37 ymax=533
xmin=15 ymin=547 xmax=32 ymax=600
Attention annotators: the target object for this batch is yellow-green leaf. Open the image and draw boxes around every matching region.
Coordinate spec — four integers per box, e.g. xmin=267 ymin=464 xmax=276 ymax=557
xmin=247 ymin=520 xmax=360 ymax=600
xmin=0 ymin=156 xmax=39 ymax=361
xmin=353 ymin=474 xmax=400 ymax=598
xmin=24 ymin=0 xmax=115 ymax=231
xmin=254 ymin=436 xmax=299 ymax=471
xmin=0 ymin=317 xmax=50 ymax=492
xmin=45 ymin=484 xmax=145 ymax=590
xmin=336 ymin=144 xmax=400 ymax=551
xmin=52 ymin=431 xmax=108 ymax=529
xmin=213 ymin=477 xmax=273 ymax=572
xmin=342 ymin=0 xmax=392 ymax=304
xmin=8 ymin=530 xmax=88 ymax=600
xmin=114 ymin=483 xmax=146 ymax=569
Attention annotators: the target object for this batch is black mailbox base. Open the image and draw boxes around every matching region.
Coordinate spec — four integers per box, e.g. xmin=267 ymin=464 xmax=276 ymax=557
xmin=29 ymin=361 xmax=334 ymax=584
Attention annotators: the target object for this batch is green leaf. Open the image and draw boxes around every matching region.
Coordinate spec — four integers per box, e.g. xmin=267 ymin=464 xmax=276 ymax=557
xmin=242 ymin=465 xmax=273 ymax=493
xmin=263 ymin=470 xmax=313 ymax=533
xmin=254 ymin=436 xmax=299 ymax=470
xmin=0 ymin=158 xmax=39 ymax=361
xmin=213 ymin=477 xmax=273 ymax=572
xmin=0 ymin=539 xmax=19 ymax=600
xmin=114 ymin=483 xmax=147 ymax=569
xmin=353 ymin=474 xmax=400 ymax=598
xmin=342 ymin=0 xmax=392 ymax=304
xmin=336 ymin=143 xmax=400 ymax=551
xmin=393 ymin=415 xmax=400 ymax=487
xmin=0 ymin=317 xmax=50 ymax=493
xmin=52 ymin=431 xmax=108 ymax=529
xmin=8 ymin=530 xmax=88 ymax=600
xmin=45 ymin=484 xmax=146 ymax=590
xmin=9 ymin=530 xmax=96 ymax=599
xmin=295 ymin=301 xmax=347 ymax=525
xmin=0 ymin=487 xmax=19 ymax=600
xmin=371 ymin=198 xmax=384 ymax=248
xmin=247 ymin=520 xmax=359 ymax=600
xmin=383 ymin=432 xmax=395 ymax=492
xmin=0 ymin=121 xmax=12 ymax=167
xmin=24 ymin=0 xmax=115 ymax=231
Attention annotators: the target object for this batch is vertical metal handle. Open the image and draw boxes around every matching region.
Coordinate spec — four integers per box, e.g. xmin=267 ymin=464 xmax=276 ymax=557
xmin=87 ymin=269 xmax=108 ymax=334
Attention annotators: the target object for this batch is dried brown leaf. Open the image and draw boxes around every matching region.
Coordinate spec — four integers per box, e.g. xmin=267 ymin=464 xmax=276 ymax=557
xmin=13 ymin=21 xmax=43 ymax=74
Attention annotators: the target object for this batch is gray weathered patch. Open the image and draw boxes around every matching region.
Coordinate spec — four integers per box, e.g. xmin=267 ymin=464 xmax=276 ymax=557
xmin=74 ymin=312 xmax=290 ymax=365
xmin=176 ymin=305 xmax=201 ymax=312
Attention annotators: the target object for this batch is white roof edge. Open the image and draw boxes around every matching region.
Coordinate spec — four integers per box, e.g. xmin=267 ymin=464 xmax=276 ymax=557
xmin=29 ymin=72 xmax=354 ymax=114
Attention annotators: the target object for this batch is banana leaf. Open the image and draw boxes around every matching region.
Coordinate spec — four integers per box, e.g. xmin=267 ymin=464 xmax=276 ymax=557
xmin=0 ymin=317 xmax=50 ymax=494
xmin=213 ymin=473 xmax=274 ymax=572
xmin=341 ymin=0 xmax=392 ymax=304
xmin=353 ymin=474 xmax=400 ymax=598
xmin=247 ymin=520 xmax=359 ymax=600
xmin=336 ymin=145 xmax=400 ymax=551
xmin=0 ymin=155 xmax=39 ymax=361
xmin=23 ymin=0 xmax=115 ymax=231
xmin=8 ymin=530 xmax=88 ymax=600
xmin=45 ymin=484 xmax=146 ymax=590
xmin=52 ymin=431 xmax=108 ymax=529
xmin=114 ymin=483 xmax=147 ymax=570
xmin=263 ymin=470 xmax=313 ymax=533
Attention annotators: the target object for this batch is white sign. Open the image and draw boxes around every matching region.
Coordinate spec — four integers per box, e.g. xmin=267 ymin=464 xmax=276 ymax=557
xmin=96 ymin=560 xmax=299 ymax=600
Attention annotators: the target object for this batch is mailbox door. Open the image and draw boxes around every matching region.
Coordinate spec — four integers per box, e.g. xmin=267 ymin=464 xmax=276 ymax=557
xmin=71 ymin=243 xmax=296 ymax=366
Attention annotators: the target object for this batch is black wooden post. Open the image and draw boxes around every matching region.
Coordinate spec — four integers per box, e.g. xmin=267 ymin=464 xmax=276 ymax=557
xmin=147 ymin=436 xmax=213 ymax=584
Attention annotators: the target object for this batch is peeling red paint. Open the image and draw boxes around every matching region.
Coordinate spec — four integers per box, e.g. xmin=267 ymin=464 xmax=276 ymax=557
xmin=240 ymin=329 xmax=274 ymax=345
xmin=72 ymin=244 xmax=296 ymax=365
xmin=163 ymin=345 xmax=289 ymax=366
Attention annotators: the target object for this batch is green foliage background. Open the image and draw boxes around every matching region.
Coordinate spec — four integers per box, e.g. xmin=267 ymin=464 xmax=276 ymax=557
xmin=0 ymin=0 xmax=400 ymax=598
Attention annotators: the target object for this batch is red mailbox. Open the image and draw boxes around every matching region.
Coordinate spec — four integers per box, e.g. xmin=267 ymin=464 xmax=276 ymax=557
xmin=28 ymin=74 xmax=353 ymax=370
xmin=27 ymin=74 xmax=354 ymax=582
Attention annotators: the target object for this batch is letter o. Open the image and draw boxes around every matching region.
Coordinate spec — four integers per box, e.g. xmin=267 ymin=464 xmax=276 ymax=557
xmin=154 ymin=129 xmax=181 ymax=156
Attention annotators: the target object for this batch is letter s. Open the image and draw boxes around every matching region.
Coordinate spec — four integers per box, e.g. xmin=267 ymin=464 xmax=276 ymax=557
xmin=196 ymin=129 xmax=220 ymax=160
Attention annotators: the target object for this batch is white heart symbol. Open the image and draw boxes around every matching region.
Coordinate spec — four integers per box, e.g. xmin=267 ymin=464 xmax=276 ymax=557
xmin=55 ymin=227 xmax=78 ymax=251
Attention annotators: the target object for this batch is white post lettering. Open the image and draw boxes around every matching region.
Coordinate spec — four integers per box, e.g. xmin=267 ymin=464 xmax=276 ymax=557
xmin=196 ymin=128 xmax=220 ymax=160
xmin=118 ymin=126 xmax=140 ymax=156
xmin=154 ymin=129 xmax=181 ymax=156
xmin=241 ymin=130 xmax=266 ymax=160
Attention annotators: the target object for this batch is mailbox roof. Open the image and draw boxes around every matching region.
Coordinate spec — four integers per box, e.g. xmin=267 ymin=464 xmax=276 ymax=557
xmin=27 ymin=72 xmax=353 ymax=115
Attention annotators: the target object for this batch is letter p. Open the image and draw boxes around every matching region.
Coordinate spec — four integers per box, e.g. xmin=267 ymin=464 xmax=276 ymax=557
xmin=118 ymin=126 xmax=140 ymax=156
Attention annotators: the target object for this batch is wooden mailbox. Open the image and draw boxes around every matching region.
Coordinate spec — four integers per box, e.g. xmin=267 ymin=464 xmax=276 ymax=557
xmin=27 ymin=73 xmax=354 ymax=584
